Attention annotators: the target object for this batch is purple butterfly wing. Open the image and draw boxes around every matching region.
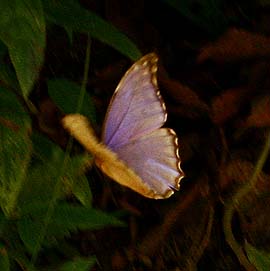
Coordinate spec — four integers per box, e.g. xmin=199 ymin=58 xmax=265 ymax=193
xmin=102 ymin=53 xmax=166 ymax=149
xmin=102 ymin=53 xmax=184 ymax=197
xmin=113 ymin=128 xmax=184 ymax=197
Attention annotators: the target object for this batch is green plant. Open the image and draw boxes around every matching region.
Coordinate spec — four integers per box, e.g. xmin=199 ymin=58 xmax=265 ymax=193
xmin=0 ymin=0 xmax=137 ymax=269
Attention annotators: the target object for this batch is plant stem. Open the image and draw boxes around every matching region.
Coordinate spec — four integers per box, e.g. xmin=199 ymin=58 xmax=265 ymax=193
xmin=223 ymin=130 xmax=270 ymax=271
xmin=30 ymin=36 xmax=92 ymax=265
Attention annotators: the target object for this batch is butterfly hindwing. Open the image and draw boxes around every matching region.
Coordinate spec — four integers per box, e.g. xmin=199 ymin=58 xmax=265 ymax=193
xmin=112 ymin=128 xmax=184 ymax=197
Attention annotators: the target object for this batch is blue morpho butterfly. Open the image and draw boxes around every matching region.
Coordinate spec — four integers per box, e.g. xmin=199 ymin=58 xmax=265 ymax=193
xmin=62 ymin=53 xmax=184 ymax=199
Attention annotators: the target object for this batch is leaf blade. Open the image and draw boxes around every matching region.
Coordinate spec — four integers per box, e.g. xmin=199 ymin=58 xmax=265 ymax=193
xmin=43 ymin=0 xmax=141 ymax=60
xmin=245 ymin=242 xmax=270 ymax=271
xmin=0 ymin=0 xmax=46 ymax=97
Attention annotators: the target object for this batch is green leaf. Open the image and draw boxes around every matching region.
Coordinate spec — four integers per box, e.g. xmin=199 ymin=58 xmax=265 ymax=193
xmin=245 ymin=242 xmax=270 ymax=271
xmin=18 ymin=203 xmax=124 ymax=253
xmin=0 ymin=0 xmax=46 ymax=97
xmin=17 ymin=147 xmax=72 ymax=215
xmin=71 ymin=175 xmax=92 ymax=207
xmin=64 ymin=155 xmax=93 ymax=207
xmin=17 ymin=216 xmax=43 ymax=255
xmin=20 ymin=134 xmax=92 ymax=210
xmin=0 ymin=87 xmax=29 ymax=125
xmin=31 ymin=132 xmax=57 ymax=162
xmin=1 ymin=224 xmax=38 ymax=271
xmin=0 ymin=100 xmax=31 ymax=217
xmin=52 ymin=204 xmax=125 ymax=230
xmin=60 ymin=256 xmax=96 ymax=271
xmin=48 ymin=79 xmax=96 ymax=123
xmin=43 ymin=0 xmax=141 ymax=60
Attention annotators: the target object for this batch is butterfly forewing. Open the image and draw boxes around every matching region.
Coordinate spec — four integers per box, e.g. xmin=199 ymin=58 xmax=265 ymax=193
xmin=102 ymin=53 xmax=167 ymax=150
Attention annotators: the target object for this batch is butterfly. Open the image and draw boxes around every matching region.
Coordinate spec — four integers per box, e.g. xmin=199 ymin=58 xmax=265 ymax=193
xmin=62 ymin=53 xmax=184 ymax=199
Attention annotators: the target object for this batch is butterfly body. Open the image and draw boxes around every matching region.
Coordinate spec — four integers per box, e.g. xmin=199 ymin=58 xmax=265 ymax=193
xmin=62 ymin=53 xmax=184 ymax=199
xmin=63 ymin=114 xmax=159 ymax=198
